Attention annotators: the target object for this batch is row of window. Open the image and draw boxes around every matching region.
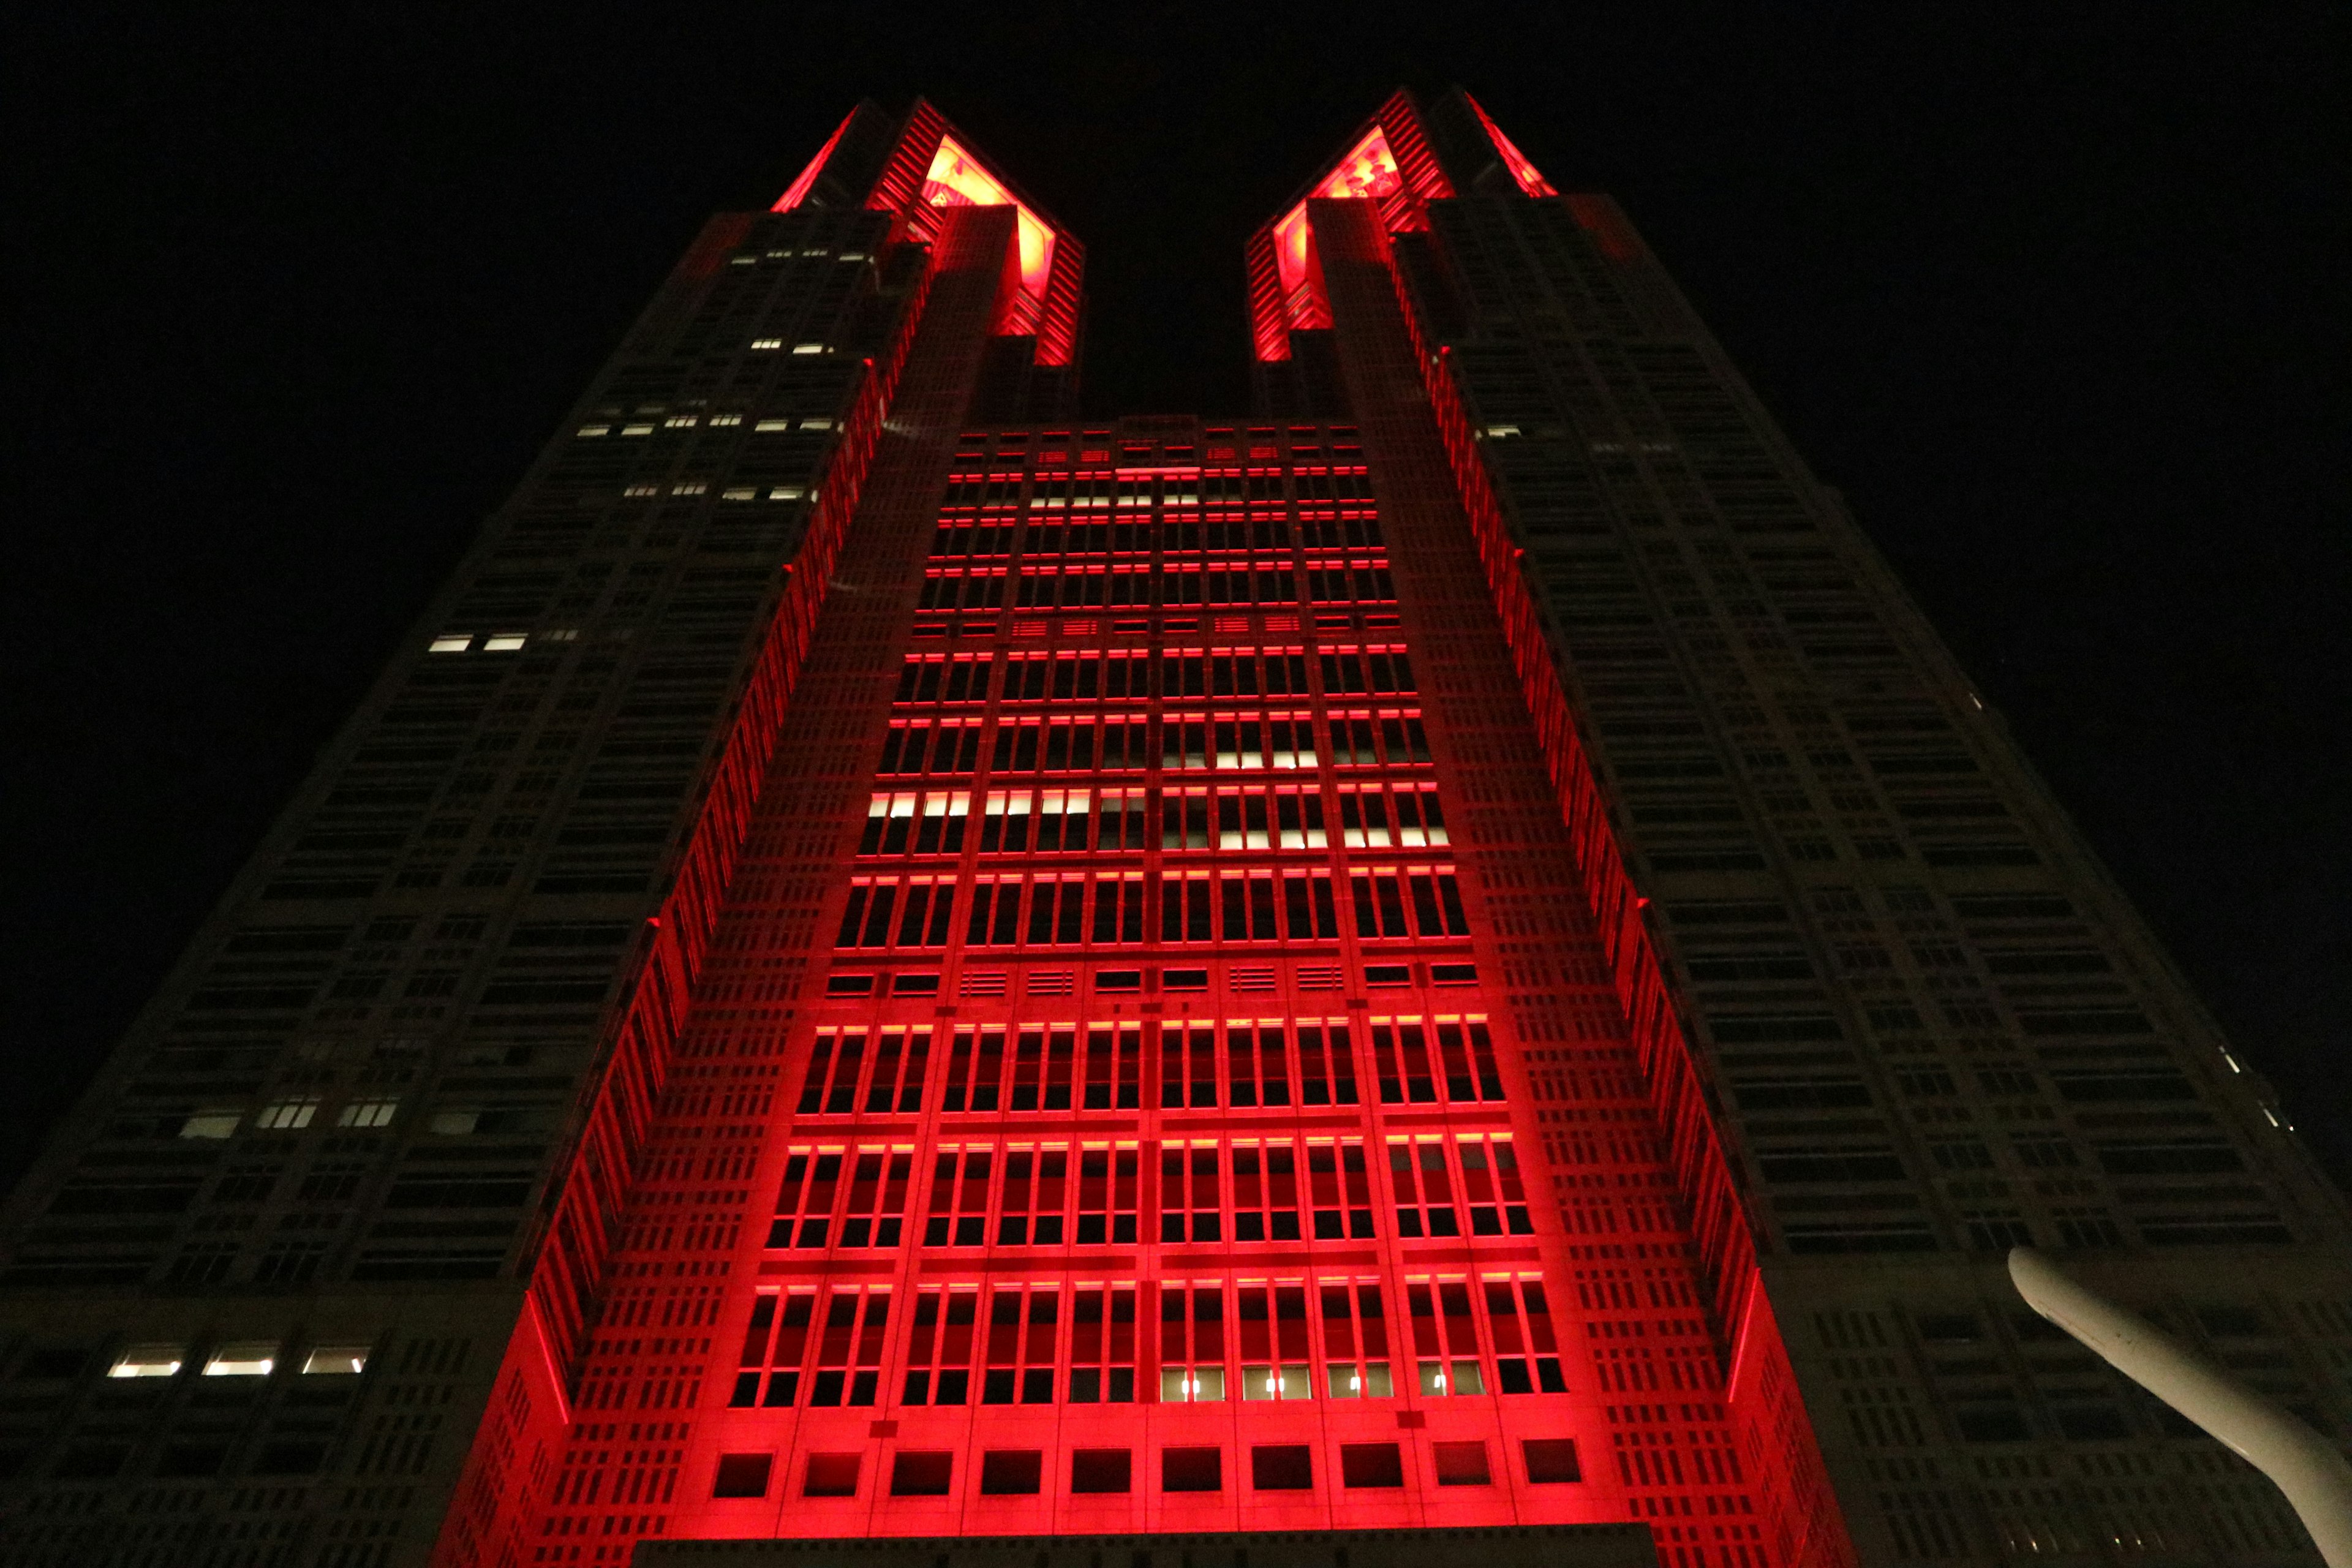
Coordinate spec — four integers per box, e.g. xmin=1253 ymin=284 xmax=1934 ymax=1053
xmin=930 ymin=515 xmax=1384 ymax=556
xmin=713 ymin=1435 xmax=1580 ymax=1502
xmin=795 ymin=1017 xmax=1506 ymax=1117
xmin=725 ymin=1275 xmax=1567 ymax=1413
xmin=878 ymin=710 xmax=1433 ymax=774
xmin=894 ymin=648 xmax=1415 ymax=703
xmin=104 ymin=1341 xmax=369 ymax=1379
xmin=856 ymin=784 xmax=1447 ymax=856
xmin=766 ymin=1133 xmax=1530 ymax=1253
xmin=916 ymin=564 xmax=1397 ymax=611
xmin=836 ymin=866 xmax=1471 ymax=949
xmin=938 ymin=469 xmax=1372 ymax=510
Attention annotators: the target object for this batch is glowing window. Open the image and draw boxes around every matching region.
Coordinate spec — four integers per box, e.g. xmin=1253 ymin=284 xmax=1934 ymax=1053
xmin=428 ymin=635 xmax=472 ymax=655
xmin=337 ymin=1099 xmax=399 ymax=1129
xmin=109 ymin=1345 xmax=184 ymax=1379
xmin=749 ymin=339 xmax=782 ymax=351
xmin=791 ymin=342 xmax=827 ymax=355
xmin=203 ymin=1343 xmax=277 ymax=1377
xmin=254 ymin=1099 xmax=318 ymax=1131
xmin=481 ymin=633 xmax=527 ymax=652
xmin=178 ymin=1111 xmax=240 ymax=1140
xmin=301 ymin=1345 xmax=371 ymax=1376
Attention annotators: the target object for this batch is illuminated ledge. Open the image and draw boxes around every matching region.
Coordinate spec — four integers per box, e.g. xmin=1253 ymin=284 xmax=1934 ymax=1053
xmin=635 ymin=1525 xmax=1658 ymax=1568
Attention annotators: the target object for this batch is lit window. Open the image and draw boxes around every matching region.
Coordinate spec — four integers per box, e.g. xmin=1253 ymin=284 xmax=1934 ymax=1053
xmin=624 ymin=484 xmax=659 ymax=497
xmin=722 ymin=487 xmax=758 ymax=502
xmin=203 ymin=1343 xmax=277 ymax=1378
xmin=707 ymin=412 xmax=742 ymax=426
xmin=620 ymin=423 xmax=654 ymax=436
xmin=254 ymin=1099 xmax=318 ymax=1131
xmin=178 ymin=1110 xmax=240 ymax=1139
xmin=729 ymin=254 xmax=755 ymax=266
xmin=575 ymin=424 xmax=609 ymax=437
xmin=301 ymin=1345 xmax=370 ymax=1376
xmin=481 ymin=633 xmax=527 ymax=652
xmin=337 ymin=1099 xmax=398 ymax=1129
xmin=1484 ymin=424 xmax=1521 ymax=439
xmin=769 ymin=486 xmax=805 ymax=502
xmin=108 ymin=1346 xmax=184 ymax=1379
xmin=801 ymin=418 xmax=834 ymax=431
xmin=791 ymin=342 xmax=826 ymax=355
xmin=840 ymin=252 xmax=866 ymax=262
xmin=750 ymin=338 xmax=783 ymax=350
xmin=664 ymin=415 xmax=698 ymax=428
xmin=755 ymin=419 xmax=791 ymax=432
xmin=428 ymin=635 xmax=472 ymax=654
xmin=671 ymin=482 xmax=707 ymax=497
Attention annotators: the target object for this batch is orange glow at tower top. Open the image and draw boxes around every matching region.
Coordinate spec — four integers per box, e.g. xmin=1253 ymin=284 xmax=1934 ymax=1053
xmin=919 ymin=135 xmax=1057 ymax=300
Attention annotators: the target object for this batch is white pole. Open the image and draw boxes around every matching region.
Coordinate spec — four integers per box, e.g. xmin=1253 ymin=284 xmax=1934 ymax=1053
xmin=2007 ymin=1245 xmax=2352 ymax=1568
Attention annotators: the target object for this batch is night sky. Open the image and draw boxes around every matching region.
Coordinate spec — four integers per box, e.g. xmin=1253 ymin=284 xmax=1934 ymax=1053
xmin=8 ymin=7 xmax=2345 ymax=1193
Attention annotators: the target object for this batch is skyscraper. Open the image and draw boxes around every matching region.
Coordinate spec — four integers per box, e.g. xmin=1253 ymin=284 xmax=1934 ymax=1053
xmin=2 ymin=88 xmax=2344 ymax=1568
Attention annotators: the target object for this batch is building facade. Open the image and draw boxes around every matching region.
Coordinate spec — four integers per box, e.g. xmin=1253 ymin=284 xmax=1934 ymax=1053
xmin=2 ymin=90 xmax=2346 ymax=1568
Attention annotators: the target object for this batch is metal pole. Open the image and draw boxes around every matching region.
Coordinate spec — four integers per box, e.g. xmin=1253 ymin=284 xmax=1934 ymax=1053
xmin=2007 ymin=1245 xmax=2352 ymax=1568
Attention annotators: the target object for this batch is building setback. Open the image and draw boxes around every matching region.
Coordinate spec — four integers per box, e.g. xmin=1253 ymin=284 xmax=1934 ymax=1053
xmin=2 ymin=89 xmax=2346 ymax=1568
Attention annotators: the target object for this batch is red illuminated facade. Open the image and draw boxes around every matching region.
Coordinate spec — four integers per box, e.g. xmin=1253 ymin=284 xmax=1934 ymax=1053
xmin=465 ymin=97 xmax=1838 ymax=1568
xmin=13 ymin=86 xmax=2342 ymax=1568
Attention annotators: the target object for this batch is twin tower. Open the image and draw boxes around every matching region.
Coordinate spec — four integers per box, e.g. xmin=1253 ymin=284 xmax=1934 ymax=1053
xmin=2 ymin=89 xmax=2344 ymax=1568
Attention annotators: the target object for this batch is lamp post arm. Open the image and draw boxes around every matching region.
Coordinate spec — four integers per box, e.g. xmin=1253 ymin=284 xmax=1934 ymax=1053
xmin=2007 ymin=1246 xmax=2352 ymax=1568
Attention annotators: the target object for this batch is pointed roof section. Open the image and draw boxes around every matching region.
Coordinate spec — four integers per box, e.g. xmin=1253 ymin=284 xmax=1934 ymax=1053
xmin=1246 ymin=89 xmax=1557 ymax=360
xmin=774 ymin=101 xmax=1083 ymax=367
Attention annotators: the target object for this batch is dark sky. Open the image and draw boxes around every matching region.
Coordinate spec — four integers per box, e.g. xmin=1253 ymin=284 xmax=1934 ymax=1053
xmin=8 ymin=6 xmax=2346 ymax=1191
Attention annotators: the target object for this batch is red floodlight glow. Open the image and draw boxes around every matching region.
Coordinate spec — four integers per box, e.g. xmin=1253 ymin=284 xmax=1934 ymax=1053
xmin=1465 ymin=94 xmax=1557 ymax=198
xmin=921 ymin=135 xmax=1056 ymax=301
xmin=772 ymin=108 xmax=857 ymax=211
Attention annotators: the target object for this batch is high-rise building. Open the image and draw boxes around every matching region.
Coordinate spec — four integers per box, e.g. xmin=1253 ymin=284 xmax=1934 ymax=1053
xmin=2 ymin=89 xmax=2345 ymax=1568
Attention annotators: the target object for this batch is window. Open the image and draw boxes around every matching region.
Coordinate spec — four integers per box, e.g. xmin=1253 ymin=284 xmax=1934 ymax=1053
xmin=884 ymin=1457 xmax=950 ymax=1504
xmin=979 ymin=1450 xmax=1042 ymax=1494
xmin=980 ymin=1285 xmax=1060 ymax=1405
xmin=1370 ymin=1016 xmax=1504 ymax=1106
xmin=202 ymin=1343 xmax=277 ymax=1377
xmin=1408 ymin=1280 xmax=1486 ymax=1395
xmin=1071 ymin=1449 xmax=1131 ymax=1493
xmin=1162 ymin=1446 xmax=1223 ymax=1492
xmin=1351 ymin=866 xmax=1470 ymax=938
xmin=724 ymin=1288 xmax=818 ymax=1410
xmin=1251 ymin=1444 xmax=1313 ymax=1491
xmin=428 ymin=634 xmax=472 ymax=654
xmin=1066 ymin=1284 xmax=1138 ymax=1401
xmin=1159 ymin=1284 xmax=1227 ymax=1401
xmin=108 ymin=1345 xmax=184 ymax=1379
xmin=254 ymin=1098 xmax=320 ymax=1131
xmin=1433 ymin=1441 xmax=1491 ymax=1486
xmin=337 ymin=1099 xmax=399 ymax=1129
xmin=300 ymin=1344 xmax=369 ymax=1376
xmin=1235 ymin=1284 xmax=1311 ymax=1402
xmin=1522 ymin=1438 xmax=1583 ymax=1483
xmin=804 ymin=1452 xmax=860 ymax=1497
xmin=900 ymin=1287 xmax=979 ymax=1405
xmin=1340 ymin=1443 xmax=1404 ymax=1488
xmin=1484 ymin=1278 xmax=1567 ymax=1392
xmin=767 ymin=1146 xmax=914 ymax=1249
